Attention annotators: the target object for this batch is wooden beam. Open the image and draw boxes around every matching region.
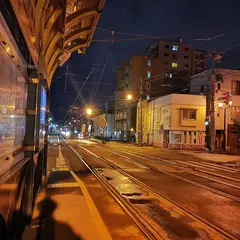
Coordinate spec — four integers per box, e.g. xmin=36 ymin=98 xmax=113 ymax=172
xmin=44 ymin=6 xmax=63 ymax=38
xmin=48 ymin=61 xmax=59 ymax=87
xmin=65 ymin=8 xmax=98 ymax=30
xmin=47 ymin=48 xmax=62 ymax=74
xmin=64 ymin=27 xmax=91 ymax=47
xmin=44 ymin=31 xmax=62 ymax=64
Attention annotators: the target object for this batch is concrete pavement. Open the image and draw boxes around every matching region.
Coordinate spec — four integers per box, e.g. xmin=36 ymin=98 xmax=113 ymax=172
xmin=23 ymin=136 xmax=112 ymax=240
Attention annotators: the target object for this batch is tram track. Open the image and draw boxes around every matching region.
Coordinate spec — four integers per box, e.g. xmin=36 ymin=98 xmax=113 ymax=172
xmin=65 ymin=139 xmax=240 ymax=240
xmin=103 ymin=144 xmax=240 ymax=184
xmin=62 ymin=138 xmax=163 ymax=240
xmin=92 ymin=144 xmax=240 ymax=202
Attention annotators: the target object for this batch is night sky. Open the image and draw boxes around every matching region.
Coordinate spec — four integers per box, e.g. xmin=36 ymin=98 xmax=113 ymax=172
xmin=51 ymin=0 xmax=240 ymax=121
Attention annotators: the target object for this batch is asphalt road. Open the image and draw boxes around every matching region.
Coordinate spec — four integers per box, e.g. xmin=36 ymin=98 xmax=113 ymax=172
xmin=59 ymin=138 xmax=240 ymax=239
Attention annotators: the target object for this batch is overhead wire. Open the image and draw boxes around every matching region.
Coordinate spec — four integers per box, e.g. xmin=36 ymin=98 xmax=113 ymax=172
xmin=97 ymin=27 xmax=182 ymax=39
xmin=63 ymin=65 xmax=96 ymax=120
xmin=92 ymin=48 xmax=112 ymax=99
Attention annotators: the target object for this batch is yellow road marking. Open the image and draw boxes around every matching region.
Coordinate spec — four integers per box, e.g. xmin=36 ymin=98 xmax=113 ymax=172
xmin=70 ymin=171 xmax=112 ymax=240
xmin=47 ymin=182 xmax=80 ymax=188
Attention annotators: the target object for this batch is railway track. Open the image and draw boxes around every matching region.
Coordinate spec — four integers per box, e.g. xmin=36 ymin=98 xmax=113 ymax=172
xmin=64 ymin=139 xmax=239 ymax=240
xmin=101 ymin=144 xmax=240 ymax=183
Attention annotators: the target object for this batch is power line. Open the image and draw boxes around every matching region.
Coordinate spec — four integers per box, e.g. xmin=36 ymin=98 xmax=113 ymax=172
xmin=64 ymin=65 xmax=96 ymax=120
xmin=97 ymin=27 xmax=182 ymax=39
xmin=92 ymin=48 xmax=111 ymax=99
xmin=92 ymin=36 xmax=179 ymax=43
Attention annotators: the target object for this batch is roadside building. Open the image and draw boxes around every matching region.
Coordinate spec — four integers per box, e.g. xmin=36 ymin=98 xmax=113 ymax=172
xmin=115 ymin=55 xmax=164 ymax=141
xmin=191 ymin=68 xmax=240 ymax=152
xmin=92 ymin=113 xmax=115 ymax=138
xmin=145 ymin=40 xmax=205 ymax=76
xmin=137 ymin=94 xmax=206 ymax=149
xmin=115 ymin=41 xmax=206 ymax=141
xmin=67 ymin=106 xmax=82 ymax=133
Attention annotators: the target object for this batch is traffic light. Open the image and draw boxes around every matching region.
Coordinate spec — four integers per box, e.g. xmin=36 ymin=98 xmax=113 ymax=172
xmin=223 ymin=92 xmax=231 ymax=105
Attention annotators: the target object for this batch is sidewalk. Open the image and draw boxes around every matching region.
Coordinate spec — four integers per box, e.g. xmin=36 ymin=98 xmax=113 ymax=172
xmin=181 ymin=151 xmax=240 ymax=163
xmin=23 ymin=138 xmax=112 ymax=240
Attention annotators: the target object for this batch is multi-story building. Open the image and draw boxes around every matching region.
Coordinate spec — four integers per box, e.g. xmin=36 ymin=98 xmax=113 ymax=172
xmin=67 ymin=106 xmax=84 ymax=133
xmin=136 ymin=94 xmax=206 ymax=149
xmin=115 ymin=55 xmax=164 ymax=140
xmin=191 ymin=68 xmax=240 ymax=151
xmin=115 ymin=41 xmax=206 ymax=141
xmin=145 ymin=40 xmax=205 ymax=77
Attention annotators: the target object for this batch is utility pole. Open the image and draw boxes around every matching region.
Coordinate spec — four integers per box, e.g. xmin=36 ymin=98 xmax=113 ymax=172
xmin=139 ymin=77 xmax=143 ymax=146
xmin=105 ymin=101 xmax=108 ymax=138
xmin=210 ymin=58 xmax=216 ymax=151
xmin=210 ymin=53 xmax=223 ymax=151
xmin=223 ymin=107 xmax=226 ymax=151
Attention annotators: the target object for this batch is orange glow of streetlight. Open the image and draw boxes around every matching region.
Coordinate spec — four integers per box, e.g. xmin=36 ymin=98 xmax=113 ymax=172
xmin=127 ymin=94 xmax=133 ymax=100
xmin=86 ymin=108 xmax=92 ymax=115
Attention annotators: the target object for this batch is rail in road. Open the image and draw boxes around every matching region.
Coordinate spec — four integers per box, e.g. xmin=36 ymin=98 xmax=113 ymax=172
xmin=63 ymin=138 xmax=239 ymax=240
xmin=94 ymin=145 xmax=240 ymax=201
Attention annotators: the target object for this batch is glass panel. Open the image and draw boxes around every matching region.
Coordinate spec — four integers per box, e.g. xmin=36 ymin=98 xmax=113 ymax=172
xmin=39 ymin=87 xmax=47 ymax=146
xmin=0 ymin=45 xmax=27 ymax=165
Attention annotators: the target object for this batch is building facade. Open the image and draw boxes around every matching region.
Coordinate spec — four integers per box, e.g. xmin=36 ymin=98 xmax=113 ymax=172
xmin=145 ymin=40 xmax=205 ymax=76
xmin=92 ymin=113 xmax=115 ymax=138
xmin=115 ymin=41 xmax=206 ymax=141
xmin=115 ymin=55 xmax=164 ymax=140
xmin=191 ymin=68 xmax=240 ymax=151
xmin=137 ymin=94 xmax=206 ymax=150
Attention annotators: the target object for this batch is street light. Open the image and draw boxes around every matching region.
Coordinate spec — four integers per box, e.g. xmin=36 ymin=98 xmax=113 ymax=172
xmin=86 ymin=108 xmax=93 ymax=138
xmin=86 ymin=108 xmax=92 ymax=115
xmin=218 ymin=102 xmax=223 ymax=107
xmin=127 ymin=94 xmax=133 ymax=100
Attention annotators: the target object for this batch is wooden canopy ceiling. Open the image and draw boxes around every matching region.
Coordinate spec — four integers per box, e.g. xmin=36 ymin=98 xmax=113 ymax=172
xmin=10 ymin=0 xmax=105 ymax=86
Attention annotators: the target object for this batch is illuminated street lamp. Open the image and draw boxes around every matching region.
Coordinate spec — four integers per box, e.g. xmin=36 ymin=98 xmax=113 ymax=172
xmin=86 ymin=108 xmax=93 ymax=138
xmin=218 ymin=102 xmax=223 ymax=107
xmin=86 ymin=108 xmax=92 ymax=115
xmin=127 ymin=94 xmax=133 ymax=100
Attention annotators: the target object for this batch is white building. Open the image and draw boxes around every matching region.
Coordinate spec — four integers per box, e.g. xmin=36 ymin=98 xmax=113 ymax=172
xmin=137 ymin=94 xmax=206 ymax=149
xmin=92 ymin=113 xmax=115 ymax=138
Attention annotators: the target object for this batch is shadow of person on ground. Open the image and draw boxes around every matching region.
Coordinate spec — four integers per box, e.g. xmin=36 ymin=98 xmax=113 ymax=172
xmin=24 ymin=198 xmax=82 ymax=240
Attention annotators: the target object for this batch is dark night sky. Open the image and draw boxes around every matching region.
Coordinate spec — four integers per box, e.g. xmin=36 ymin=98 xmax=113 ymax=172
xmin=51 ymin=0 xmax=240 ymax=121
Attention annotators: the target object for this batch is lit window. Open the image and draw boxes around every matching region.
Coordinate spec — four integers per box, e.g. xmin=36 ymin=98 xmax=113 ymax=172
xmin=147 ymin=71 xmax=151 ymax=78
xmin=172 ymin=45 xmax=178 ymax=51
xmin=172 ymin=63 xmax=178 ymax=68
xmin=147 ymin=59 xmax=151 ymax=66
xmin=169 ymin=73 xmax=173 ymax=78
xmin=182 ymin=109 xmax=197 ymax=120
